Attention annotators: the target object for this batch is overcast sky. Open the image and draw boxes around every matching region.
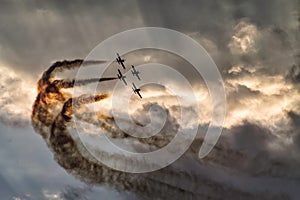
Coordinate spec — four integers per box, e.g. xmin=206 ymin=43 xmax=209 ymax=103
xmin=0 ymin=0 xmax=299 ymax=199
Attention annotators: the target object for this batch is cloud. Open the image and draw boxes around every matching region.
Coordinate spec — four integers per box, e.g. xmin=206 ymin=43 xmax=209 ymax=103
xmin=228 ymin=20 xmax=260 ymax=54
xmin=59 ymin=185 xmax=91 ymax=200
xmin=0 ymin=0 xmax=144 ymax=76
xmin=137 ymin=0 xmax=298 ymax=74
xmin=0 ymin=0 xmax=297 ymax=78
xmin=0 ymin=65 xmax=35 ymax=127
xmin=287 ymin=64 xmax=300 ymax=84
xmin=287 ymin=111 xmax=300 ymax=152
xmin=224 ymin=64 xmax=300 ymax=129
xmin=0 ymin=0 xmax=299 ymax=199
xmin=27 ymin=57 xmax=300 ymax=199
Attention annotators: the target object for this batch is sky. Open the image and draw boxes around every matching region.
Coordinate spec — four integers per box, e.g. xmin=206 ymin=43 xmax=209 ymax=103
xmin=0 ymin=0 xmax=300 ymax=199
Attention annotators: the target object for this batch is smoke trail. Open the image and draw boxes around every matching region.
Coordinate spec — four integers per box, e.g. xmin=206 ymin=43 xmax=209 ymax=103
xmin=32 ymin=59 xmax=283 ymax=199
xmin=31 ymin=59 xmax=200 ymax=199
xmin=53 ymin=78 xmax=117 ymax=89
xmin=44 ymin=60 xmax=107 ymax=81
xmin=38 ymin=60 xmax=107 ymax=92
xmin=60 ymin=94 xmax=109 ymax=122
xmin=32 ymin=59 xmax=113 ymax=129
xmin=45 ymin=93 xmax=199 ymax=199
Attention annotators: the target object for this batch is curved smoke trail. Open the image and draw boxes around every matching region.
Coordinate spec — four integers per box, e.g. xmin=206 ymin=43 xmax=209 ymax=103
xmin=31 ymin=59 xmax=200 ymax=199
xmin=31 ymin=60 xmax=282 ymax=200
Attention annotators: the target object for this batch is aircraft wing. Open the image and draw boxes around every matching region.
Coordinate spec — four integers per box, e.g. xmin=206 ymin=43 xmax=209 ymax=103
xmin=136 ymin=74 xmax=141 ymax=80
xmin=121 ymin=62 xmax=126 ymax=69
xmin=136 ymin=90 xmax=142 ymax=98
xmin=122 ymin=78 xmax=127 ymax=85
xmin=118 ymin=69 xmax=122 ymax=76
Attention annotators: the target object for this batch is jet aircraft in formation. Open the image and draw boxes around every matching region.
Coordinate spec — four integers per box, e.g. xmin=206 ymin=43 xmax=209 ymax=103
xmin=131 ymin=65 xmax=141 ymax=80
xmin=117 ymin=69 xmax=127 ymax=85
xmin=116 ymin=53 xmax=126 ymax=69
xmin=115 ymin=53 xmax=142 ymax=98
xmin=132 ymin=82 xmax=142 ymax=99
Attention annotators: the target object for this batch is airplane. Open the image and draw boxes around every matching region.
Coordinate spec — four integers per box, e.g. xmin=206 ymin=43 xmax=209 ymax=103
xmin=117 ymin=69 xmax=127 ymax=85
xmin=132 ymin=82 xmax=142 ymax=98
xmin=131 ymin=65 xmax=141 ymax=80
xmin=116 ymin=53 xmax=126 ymax=69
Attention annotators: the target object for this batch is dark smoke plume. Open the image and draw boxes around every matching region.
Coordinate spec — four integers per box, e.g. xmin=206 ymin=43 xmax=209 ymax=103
xmin=53 ymin=78 xmax=117 ymax=89
xmin=31 ymin=60 xmax=285 ymax=200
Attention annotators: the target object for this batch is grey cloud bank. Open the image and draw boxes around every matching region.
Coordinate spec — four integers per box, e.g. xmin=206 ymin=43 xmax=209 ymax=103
xmin=0 ymin=0 xmax=299 ymax=199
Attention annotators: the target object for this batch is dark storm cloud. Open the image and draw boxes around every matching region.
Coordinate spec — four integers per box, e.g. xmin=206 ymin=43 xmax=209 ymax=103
xmin=137 ymin=0 xmax=297 ymax=31
xmin=201 ymin=120 xmax=300 ymax=182
xmin=137 ymin=0 xmax=298 ymax=75
xmin=1 ymin=1 xmax=300 ymax=199
xmin=288 ymin=111 xmax=300 ymax=129
xmin=0 ymin=0 xmax=298 ymax=78
xmin=287 ymin=64 xmax=300 ymax=83
xmin=230 ymin=122 xmax=274 ymax=154
xmin=233 ymin=25 xmax=295 ymax=75
xmin=0 ymin=0 xmax=143 ymax=76
xmin=287 ymin=111 xmax=300 ymax=151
